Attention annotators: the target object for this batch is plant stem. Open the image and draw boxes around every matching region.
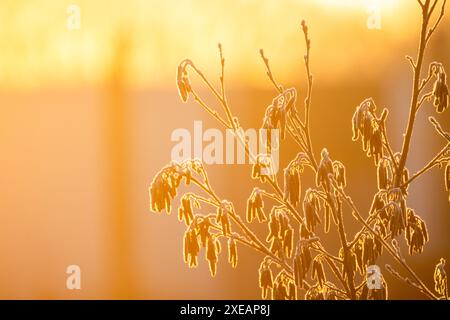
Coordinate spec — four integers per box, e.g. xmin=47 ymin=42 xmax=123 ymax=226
xmin=396 ymin=1 xmax=433 ymax=186
xmin=401 ymin=143 xmax=449 ymax=187
xmin=335 ymin=183 xmax=439 ymax=300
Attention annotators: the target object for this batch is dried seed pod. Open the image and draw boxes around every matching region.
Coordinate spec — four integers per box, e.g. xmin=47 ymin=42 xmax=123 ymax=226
xmin=246 ymin=188 xmax=266 ymax=223
xmin=278 ymin=211 xmax=290 ymax=234
xmin=333 ymin=161 xmax=346 ymax=188
xmin=273 ymin=272 xmax=291 ymax=300
xmin=283 ymin=226 xmax=294 ymax=258
xmin=316 ymin=148 xmax=334 ymax=189
xmin=369 ymin=127 xmax=383 ymax=165
xmin=352 ymin=99 xmax=385 ymax=163
xmin=432 ymin=66 xmax=449 ymax=113
xmin=266 ymin=209 xmax=280 ymax=242
xmin=283 ymin=166 xmax=301 ymax=207
xmin=421 ymin=219 xmax=429 ymax=243
xmin=434 ymin=258 xmax=447 ymax=296
xmin=362 ymin=234 xmax=376 ymax=266
xmin=283 ymin=153 xmax=308 ymax=207
xmin=198 ymin=217 xmax=212 ymax=247
xmin=377 ymin=158 xmax=393 ymax=190
xmin=270 ymin=236 xmax=283 ymax=258
xmin=370 ymin=192 xmax=387 ymax=220
xmin=405 ymin=209 xmax=429 ymax=255
xmin=217 ymin=201 xmax=232 ymax=235
xmin=330 ymin=190 xmax=340 ymax=224
xmin=312 ymin=257 xmax=326 ymax=288
xmin=299 ymin=222 xmax=313 ymax=240
xmin=293 ymin=253 xmax=304 ymax=288
xmin=262 ymin=90 xmax=294 ymax=144
xmin=363 ymin=112 xmax=372 ymax=152
xmin=300 ymin=244 xmax=312 ymax=274
xmin=149 ymin=163 xmax=184 ymax=214
xmin=206 ymin=236 xmax=220 ymax=277
xmin=293 ymin=240 xmax=312 ymax=290
xmin=267 ymin=209 xmax=293 ymax=258
xmin=373 ymin=222 xmax=384 ymax=257
xmin=219 ymin=211 xmax=231 ymax=235
xmin=176 ymin=64 xmax=190 ymax=103
xmin=259 ymin=259 xmax=274 ymax=299
xmin=303 ymin=189 xmax=322 ymax=232
xmin=388 ymin=201 xmax=405 ymax=239
xmin=352 ymin=104 xmax=363 ymax=141
xmin=255 ymin=203 xmax=267 ymax=223
xmin=178 ymin=195 xmax=194 ymax=226
xmin=183 ymin=229 xmax=200 ymax=268
xmin=183 ymin=231 xmax=189 ymax=264
xmin=228 ymin=238 xmax=238 ymax=268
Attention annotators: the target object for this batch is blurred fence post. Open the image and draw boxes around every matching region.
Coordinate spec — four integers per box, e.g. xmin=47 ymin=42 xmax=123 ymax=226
xmin=103 ymin=27 xmax=133 ymax=298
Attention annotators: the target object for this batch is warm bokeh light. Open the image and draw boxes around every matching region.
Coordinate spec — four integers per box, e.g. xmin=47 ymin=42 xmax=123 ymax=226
xmin=0 ymin=0 xmax=449 ymax=300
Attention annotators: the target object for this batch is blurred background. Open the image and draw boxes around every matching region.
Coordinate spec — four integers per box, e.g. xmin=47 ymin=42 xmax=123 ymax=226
xmin=0 ymin=0 xmax=449 ymax=299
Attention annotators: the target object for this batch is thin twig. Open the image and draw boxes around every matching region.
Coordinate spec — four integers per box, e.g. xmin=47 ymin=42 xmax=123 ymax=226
xmin=426 ymin=0 xmax=447 ymax=41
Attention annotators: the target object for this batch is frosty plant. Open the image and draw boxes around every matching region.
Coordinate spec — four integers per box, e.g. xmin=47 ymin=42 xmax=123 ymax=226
xmin=149 ymin=0 xmax=449 ymax=300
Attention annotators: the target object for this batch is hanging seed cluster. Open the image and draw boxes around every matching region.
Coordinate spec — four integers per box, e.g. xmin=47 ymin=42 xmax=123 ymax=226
xmin=216 ymin=200 xmax=232 ymax=235
xmin=182 ymin=212 xmax=239 ymax=277
xmin=272 ymin=272 xmax=297 ymax=300
xmin=176 ymin=61 xmax=192 ymax=103
xmin=432 ymin=65 xmax=449 ymax=113
xmin=178 ymin=195 xmax=195 ymax=226
xmin=434 ymin=258 xmax=447 ymax=297
xmin=262 ymin=94 xmax=287 ymax=141
xmin=354 ymin=232 xmax=383 ymax=276
xmin=258 ymin=258 xmax=274 ymax=299
xmin=266 ymin=207 xmax=294 ymax=259
xmin=246 ymin=188 xmax=267 ymax=223
xmin=150 ymin=159 xmax=207 ymax=214
xmin=377 ymin=157 xmax=394 ymax=190
xmin=292 ymin=238 xmax=317 ymax=290
xmin=352 ymin=99 xmax=384 ymax=164
xmin=405 ymin=209 xmax=429 ymax=255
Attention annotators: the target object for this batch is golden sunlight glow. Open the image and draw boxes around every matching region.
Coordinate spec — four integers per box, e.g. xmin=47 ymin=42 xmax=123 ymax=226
xmin=0 ymin=0 xmax=421 ymax=89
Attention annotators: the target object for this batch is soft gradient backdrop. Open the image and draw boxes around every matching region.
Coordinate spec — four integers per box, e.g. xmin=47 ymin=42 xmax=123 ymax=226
xmin=0 ymin=0 xmax=449 ymax=299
